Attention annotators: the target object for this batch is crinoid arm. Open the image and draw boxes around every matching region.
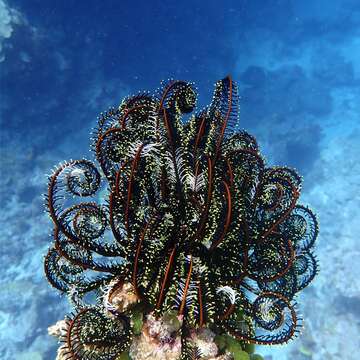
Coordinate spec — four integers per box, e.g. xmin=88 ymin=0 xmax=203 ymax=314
xmin=45 ymin=76 xmax=319 ymax=360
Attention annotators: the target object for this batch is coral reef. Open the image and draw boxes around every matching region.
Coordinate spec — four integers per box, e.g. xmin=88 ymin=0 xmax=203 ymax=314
xmin=44 ymin=77 xmax=319 ymax=359
xmin=0 ymin=0 xmax=22 ymax=62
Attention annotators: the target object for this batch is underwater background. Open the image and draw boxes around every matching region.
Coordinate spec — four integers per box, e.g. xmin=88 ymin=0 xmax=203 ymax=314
xmin=0 ymin=0 xmax=359 ymax=359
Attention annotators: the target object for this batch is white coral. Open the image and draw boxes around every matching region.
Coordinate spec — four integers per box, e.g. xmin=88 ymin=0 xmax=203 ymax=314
xmin=49 ymin=313 xmax=235 ymax=360
xmin=49 ymin=299 xmax=236 ymax=360
xmin=0 ymin=0 xmax=22 ymax=62
xmin=129 ymin=312 xmax=182 ymax=360
xmin=47 ymin=319 xmax=68 ymax=339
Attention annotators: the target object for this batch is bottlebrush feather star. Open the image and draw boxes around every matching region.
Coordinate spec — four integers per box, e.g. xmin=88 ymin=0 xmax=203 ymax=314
xmin=44 ymin=76 xmax=319 ymax=359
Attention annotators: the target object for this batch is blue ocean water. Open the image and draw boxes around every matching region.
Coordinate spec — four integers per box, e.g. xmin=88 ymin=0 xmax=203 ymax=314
xmin=0 ymin=0 xmax=359 ymax=359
